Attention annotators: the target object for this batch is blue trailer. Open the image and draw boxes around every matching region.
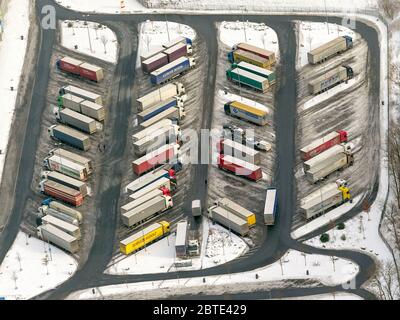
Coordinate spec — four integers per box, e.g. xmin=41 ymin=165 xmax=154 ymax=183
xmin=137 ymin=97 xmax=181 ymax=123
xmin=150 ymin=57 xmax=195 ymax=85
xmin=48 ymin=125 xmax=90 ymax=151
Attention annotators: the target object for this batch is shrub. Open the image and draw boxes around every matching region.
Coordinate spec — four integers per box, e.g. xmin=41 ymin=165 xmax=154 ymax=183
xmin=341 ymin=234 xmax=347 ymax=241
xmin=320 ymin=233 xmax=330 ymax=243
xmin=337 ymin=222 xmax=345 ymax=230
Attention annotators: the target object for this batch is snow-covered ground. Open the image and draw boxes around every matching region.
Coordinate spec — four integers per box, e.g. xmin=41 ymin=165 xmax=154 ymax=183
xmin=0 ymin=232 xmax=78 ymax=300
xmin=279 ymin=292 xmax=363 ymax=300
xmin=219 ymin=21 xmax=279 ymax=61
xmin=137 ymin=20 xmax=196 ymax=69
xmin=56 ymin=0 xmax=146 ymax=13
xmin=106 ymin=218 xmax=247 ymax=275
xmin=0 ymin=0 xmax=30 ymax=186
xmin=296 ymin=21 xmax=358 ymax=69
xmin=60 ymin=20 xmax=118 ymax=63
xmin=70 ymin=249 xmax=359 ymax=299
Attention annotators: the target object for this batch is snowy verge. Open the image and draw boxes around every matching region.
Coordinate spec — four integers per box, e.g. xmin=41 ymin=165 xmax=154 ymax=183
xmin=69 ymin=249 xmax=359 ymax=299
xmin=0 ymin=232 xmax=78 ymax=300
xmin=60 ymin=20 xmax=118 ymax=63
xmin=105 ymin=218 xmax=247 ymax=275
xmin=292 ymin=195 xmax=363 ymax=240
xmin=0 ymin=0 xmax=30 ymax=187
xmin=279 ymin=292 xmax=363 ymax=300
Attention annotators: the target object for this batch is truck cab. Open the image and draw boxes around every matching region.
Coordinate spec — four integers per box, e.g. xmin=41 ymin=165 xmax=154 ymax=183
xmin=343 ymin=35 xmax=353 ymax=49
xmin=227 ymin=51 xmax=235 ymax=64
xmin=188 ymin=239 xmax=200 ymax=256
xmin=344 ymin=65 xmax=354 ymax=79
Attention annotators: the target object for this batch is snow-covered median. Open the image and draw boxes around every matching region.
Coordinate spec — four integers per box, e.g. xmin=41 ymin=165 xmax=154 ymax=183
xmin=0 ymin=0 xmax=30 ymax=185
xmin=70 ymin=249 xmax=358 ymax=299
xmin=0 ymin=232 xmax=78 ymax=300
xmin=60 ymin=20 xmax=118 ymax=63
xmin=105 ymin=218 xmax=247 ymax=275
xmin=57 ymin=0 xmax=146 ymax=13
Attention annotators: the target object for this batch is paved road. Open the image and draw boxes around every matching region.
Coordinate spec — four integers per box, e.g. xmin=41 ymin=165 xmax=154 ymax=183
xmin=0 ymin=0 xmax=382 ymax=300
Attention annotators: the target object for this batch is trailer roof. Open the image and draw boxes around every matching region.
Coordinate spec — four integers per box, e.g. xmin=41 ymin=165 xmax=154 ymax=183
xmin=133 ymin=119 xmax=173 ymax=141
xmin=54 ymin=125 xmax=89 ymax=141
xmin=138 ymin=97 xmax=176 ymax=117
xmin=45 ymin=180 xmax=81 ymax=196
xmin=64 ymin=85 xmax=101 ymax=100
xmin=234 ymin=49 xmax=269 ymax=63
xmin=140 ymin=46 xmax=165 ymax=60
xmin=163 ymin=36 xmax=187 ymax=49
xmin=40 ymin=224 xmax=77 ymax=242
xmin=123 ymin=196 xmax=164 ymax=219
xmin=151 ymin=56 xmax=188 ymax=75
xmin=300 ymin=132 xmax=340 ymax=153
xmin=304 ymin=144 xmax=344 ymax=168
xmin=309 ymin=66 xmax=346 ymax=86
xmin=121 ymin=223 xmax=162 ymax=245
xmin=61 ymin=108 xmax=96 ymax=124
xmin=42 ymin=215 xmax=80 ymax=233
xmin=237 ymin=61 xmax=274 ymax=76
xmin=309 ymin=37 xmax=345 ymax=56
xmin=132 ymin=144 xmax=175 ymax=165
xmin=264 ymin=189 xmax=277 ymax=216
xmin=218 ymin=198 xmax=254 ymax=218
xmin=300 ymin=183 xmax=341 ymax=210
xmin=126 ymin=170 xmax=169 ymax=193
xmin=80 ymin=100 xmax=104 ymax=111
xmin=231 ymin=67 xmax=269 ymax=84
xmin=62 ymin=94 xmax=85 ymax=103
xmin=49 ymin=154 xmax=86 ymax=171
xmin=222 ymin=139 xmax=259 ymax=156
xmin=221 ymin=154 xmax=261 ymax=172
xmin=137 ymin=84 xmax=177 ymax=104
xmin=237 ymin=43 xmax=275 ymax=57
xmin=163 ymin=42 xmax=186 ymax=55
xmin=130 ymin=177 xmax=170 ymax=199
xmin=134 ymin=126 xmax=174 ymax=148
xmin=307 ymin=153 xmax=347 ymax=175
xmin=122 ymin=189 xmax=163 ymax=211
xmin=79 ymin=62 xmax=103 ymax=72
xmin=212 ymin=206 xmax=248 ymax=226
xmin=143 ymin=52 xmax=167 ymax=65
xmin=61 ymin=56 xmax=83 ymax=66
xmin=47 ymin=171 xmax=85 ymax=187
xmin=175 ymin=220 xmax=188 ymax=247
xmin=229 ymin=100 xmax=268 ymax=117
xmin=140 ymin=108 xmax=178 ymax=128
xmin=53 ymin=148 xmax=91 ymax=164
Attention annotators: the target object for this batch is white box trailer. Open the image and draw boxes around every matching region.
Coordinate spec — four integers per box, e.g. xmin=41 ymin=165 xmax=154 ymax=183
xmin=132 ymin=119 xmax=173 ymax=142
xmin=140 ymin=45 xmax=165 ymax=62
xmin=175 ymin=220 xmax=188 ymax=258
xmin=129 ymin=177 xmax=171 ymax=200
xmin=60 ymin=85 xmax=103 ymax=105
xmin=42 ymin=171 xmax=88 ymax=196
xmin=57 ymin=108 xmax=97 ymax=134
xmin=219 ymin=139 xmax=261 ymax=165
xmin=303 ymin=143 xmax=353 ymax=172
xmin=192 ymin=200 xmax=202 ymax=217
xmin=133 ymin=125 xmax=180 ymax=156
xmin=59 ymin=94 xmax=84 ymax=111
xmin=208 ymin=206 xmax=249 ymax=236
xmin=122 ymin=195 xmax=173 ymax=227
xmin=215 ymin=198 xmax=256 ymax=227
xmin=80 ymin=100 xmax=105 ymax=122
xmin=137 ymin=83 xmax=185 ymax=111
xmin=37 ymin=224 xmax=79 ymax=254
xmin=41 ymin=214 xmax=81 ymax=239
xmin=264 ymin=188 xmax=277 ymax=225
xmin=306 ymin=153 xmax=353 ymax=183
xmin=44 ymin=155 xmax=88 ymax=181
xmin=47 ymin=200 xmax=83 ymax=224
xmin=139 ymin=107 xmax=182 ymax=129
xmin=49 ymin=148 xmax=93 ymax=175
xmin=121 ymin=189 xmax=164 ymax=214
xmin=300 ymin=183 xmax=343 ymax=219
xmin=125 ymin=169 xmax=170 ymax=194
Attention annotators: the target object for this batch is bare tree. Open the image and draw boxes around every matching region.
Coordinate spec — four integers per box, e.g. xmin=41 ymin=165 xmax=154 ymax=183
xmin=370 ymin=260 xmax=399 ymax=300
xmin=42 ymin=255 xmax=50 ymax=275
xmin=12 ymin=272 xmax=18 ymax=290
xmin=387 ymin=120 xmax=400 ymax=209
xmin=378 ymin=0 xmax=400 ymax=20
xmin=307 ymin=35 xmax=313 ymax=51
xmin=144 ymin=34 xmax=152 ymax=52
xmin=16 ymin=252 xmax=22 ymax=272
xmin=100 ymin=34 xmax=108 ymax=54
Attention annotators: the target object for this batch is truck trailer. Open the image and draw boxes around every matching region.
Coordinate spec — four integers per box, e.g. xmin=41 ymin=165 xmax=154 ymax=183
xmin=132 ymin=143 xmax=180 ymax=176
xmin=41 ymin=215 xmax=81 ymax=239
xmin=232 ymin=61 xmax=276 ymax=85
xmin=37 ymin=224 xmax=79 ymax=254
xmin=164 ymin=42 xmax=191 ymax=63
xmin=121 ymin=189 xmax=164 ymax=214
xmin=224 ymin=101 xmax=268 ymax=126
xmin=56 ymin=108 xmax=97 ymax=134
xmin=303 ymin=143 xmax=353 ymax=172
xmin=300 ymin=130 xmax=348 ymax=161
xmin=308 ymin=66 xmax=354 ymax=95
xmin=162 ymin=36 xmax=193 ymax=49
xmin=217 ymin=154 xmax=263 ymax=182
xmin=40 ymin=199 xmax=83 ymax=224
xmin=175 ymin=220 xmax=189 ymax=258
xmin=39 ymin=180 xmax=84 ymax=207
xmin=129 ymin=177 xmax=171 ymax=200
xmin=140 ymin=46 xmax=165 ymax=62
xmin=121 ymin=195 xmax=173 ymax=227
xmin=226 ymin=68 xmax=270 ymax=93
xmin=48 ymin=148 xmax=93 ymax=175
xmin=150 ymin=57 xmax=196 ymax=85
xmin=233 ymin=43 xmax=276 ymax=65
xmin=215 ymin=198 xmax=256 ymax=227
xmin=48 ymin=125 xmax=90 ymax=151
xmin=264 ymin=188 xmax=277 ymax=225
xmin=59 ymin=85 xmax=103 ymax=105
xmin=137 ymin=83 xmax=185 ymax=111
xmin=208 ymin=205 xmax=249 ymax=236
xmin=39 ymin=207 xmax=79 ymax=226
xmin=142 ymin=52 xmax=169 ymax=74
xmin=44 ymin=155 xmax=88 ymax=181
xmin=41 ymin=171 xmax=88 ymax=196
xmin=56 ymin=56 xmax=104 ymax=82
xmin=58 ymin=95 xmax=105 ymax=122
xmin=192 ymin=200 xmax=202 ymax=217
xmin=125 ymin=168 xmax=174 ymax=193
xmin=120 ymin=221 xmax=170 ymax=255
xmin=137 ymin=98 xmax=183 ymax=124
xmin=308 ymin=36 xmax=353 ymax=64
xmin=139 ymin=107 xmax=184 ymax=128
xmin=132 ymin=119 xmax=174 ymax=142
xmin=218 ymin=138 xmax=261 ymax=165
xmin=228 ymin=49 xmax=271 ymax=69
xmin=300 ymin=180 xmax=351 ymax=220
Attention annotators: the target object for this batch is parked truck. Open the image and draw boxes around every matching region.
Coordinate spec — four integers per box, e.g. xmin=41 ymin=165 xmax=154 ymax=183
xmin=137 ymin=98 xmax=184 ymax=124
xmin=175 ymin=220 xmax=189 ymax=258
xmin=39 ymin=207 xmax=79 ymax=226
xmin=121 ymin=195 xmax=173 ymax=227
xmin=163 ymin=36 xmax=193 ymax=49
xmin=150 ymin=57 xmax=196 ymax=85
xmin=58 ymin=95 xmax=105 ymax=121
xmin=300 ymin=130 xmax=348 ymax=161
xmin=139 ymin=107 xmax=184 ymax=128
xmin=208 ymin=205 xmax=249 ymax=236
xmin=164 ymin=42 xmax=191 ymax=63
xmin=132 ymin=119 xmax=174 ymax=142
xmin=226 ymin=68 xmax=270 ymax=93
xmin=192 ymin=199 xmax=202 ymax=217
xmin=224 ymin=101 xmax=268 ymax=126
xmin=41 ymin=215 xmax=81 ymax=239
xmin=232 ymin=61 xmax=276 ymax=85
xmin=125 ymin=168 xmax=175 ymax=194
xmin=121 ymin=189 xmax=165 ymax=214
xmin=308 ymin=66 xmax=354 ymax=95
xmin=129 ymin=177 xmax=171 ymax=200
xmin=137 ymin=83 xmax=185 ymax=111
xmin=303 ymin=143 xmax=353 ymax=172
xmin=300 ymin=180 xmax=351 ymax=220
xmin=217 ymin=154 xmax=263 ymax=182
xmin=48 ymin=148 xmax=93 ymax=175
xmin=39 ymin=180 xmax=84 ymax=207
xmin=215 ymin=198 xmax=256 ymax=227
xmin=43 ymin=155 xmax=88 ymax=181
xmin=41 ymin=171 xmax=88 ymax=196
xmin=55 ymin=108 xmax=97 ymax=134
xmin=56 ymin=56 xmax=104 ymax=82
xmin=132 ymin=143 xmax=180 ymax=176
xmin=59 ymin=85 xmax=103 ymax=105
xmin=40 ymin=199 xmax=83 ymax=224
xmin=140 ymin=46 xmax=165 ymax=62
xmin=228 ymin=49 xmax=271 ymax=69
xmin=120 ymin=221 xmax=170 ymax=255
xmin=37 ymin=224 xmax=79 ymax=254
xmin=232 ymin=43 xmax=276 ymax=65
xmin=142 ymin=52 xmax=169 ymax=74
xmin=308 ymin=36 xmax=353 ymax=64
xmin=264 ymin=188 xmax=277 ymax=225
xmin=218 ymin=138 xmax=261 ymax=165
xmin=48 ymin=125 xmax=90 ymax=151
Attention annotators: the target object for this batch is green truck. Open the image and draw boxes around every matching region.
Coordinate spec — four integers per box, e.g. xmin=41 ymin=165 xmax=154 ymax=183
xmin=232 ymin=61 xmax=276 ymax=85
xmin=226 ymin=68 xmax=270 ymax=93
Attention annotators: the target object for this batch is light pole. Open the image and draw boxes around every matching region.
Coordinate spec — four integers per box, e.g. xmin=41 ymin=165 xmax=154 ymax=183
xmin=83 ymin=15 xmax=93 ymax=53
xmin=165 ymin=14 xmax=171 ymax=42
xmin=240 ymin=6 xmax=247 ymax=42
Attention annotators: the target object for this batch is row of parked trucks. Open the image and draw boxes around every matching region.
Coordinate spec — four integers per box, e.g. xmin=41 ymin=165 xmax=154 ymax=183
xmin=299 ymin=130 xmax=353 ymax=220
xmin=140 ymin=36 xmax=196 ymax=85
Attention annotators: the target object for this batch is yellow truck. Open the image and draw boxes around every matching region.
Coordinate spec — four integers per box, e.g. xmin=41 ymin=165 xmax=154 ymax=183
xmin=215 ymin=198 xmax=256 ymax=227
xmin=120 ymin=221 xmax=170 ymax=255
